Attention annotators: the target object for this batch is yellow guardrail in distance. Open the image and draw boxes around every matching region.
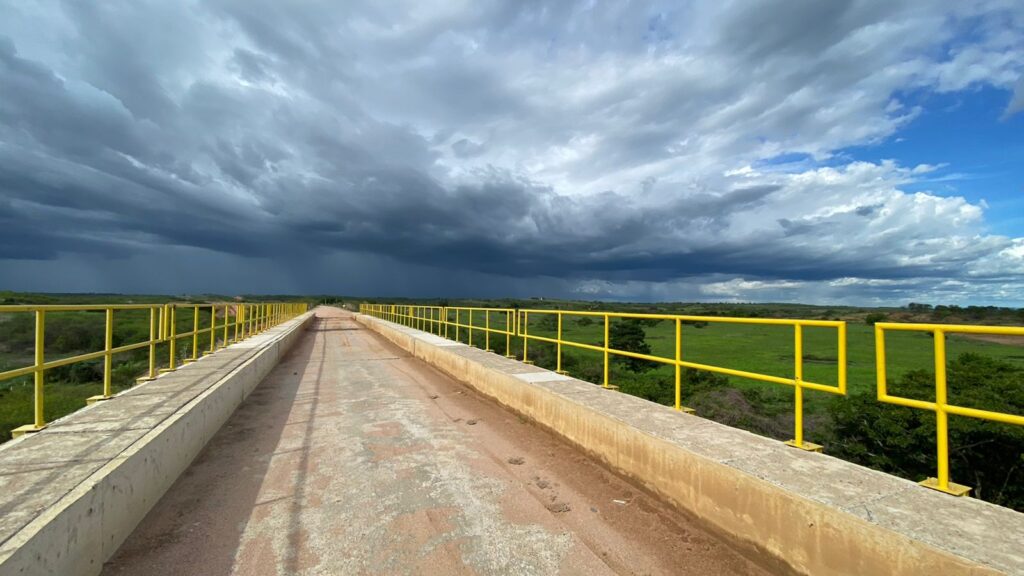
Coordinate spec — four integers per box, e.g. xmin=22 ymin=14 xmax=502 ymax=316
xmin=517 ymin=308 xmax=846 ymax=452
xmin=360 ymin=303 xmax=847 ymax=452
xmin=445 ymin=307 xmax=516 ymax=356
xmin=1 ymin=301 xmax=308 ymax=438
xmin=875 ymin=322 xmax=1024 ymax=496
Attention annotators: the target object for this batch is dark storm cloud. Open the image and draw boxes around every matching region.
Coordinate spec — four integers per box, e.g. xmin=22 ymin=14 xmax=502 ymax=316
xmin=0 ymin=0 xmax=1022 ymax=303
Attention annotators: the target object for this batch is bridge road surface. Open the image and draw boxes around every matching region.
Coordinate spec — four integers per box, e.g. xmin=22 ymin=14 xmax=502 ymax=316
xmin=102 ymin=308 xmax=774 ymax=576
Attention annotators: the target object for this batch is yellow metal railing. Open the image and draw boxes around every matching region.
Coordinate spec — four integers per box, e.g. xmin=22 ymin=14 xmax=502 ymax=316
xmin=445 ymin=306 xmax=517 ymax=356
xmin=1 ymin=301 xmax=308 ymax=438
xmin=363 ymin=303 xmax=1024 ymax=498
xmin=361 ymin=303 xmax=846 ymax=452
xmin=875 ymin=322 xmax=1024 ymax=495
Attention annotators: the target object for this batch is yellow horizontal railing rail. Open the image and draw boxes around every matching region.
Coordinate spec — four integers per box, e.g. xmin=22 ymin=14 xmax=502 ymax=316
xmin=362 ymin=303 xmax=1024 ymax=498
xmin=1 ymin=301 xmax=308 ymax=438
xmin=361 ymin=303 xmax=846 ymax=452
xmin=875 ymin=322 xmax=1024 ymax=496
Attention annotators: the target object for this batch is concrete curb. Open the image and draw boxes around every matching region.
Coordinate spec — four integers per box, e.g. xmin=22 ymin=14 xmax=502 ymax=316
xmin=357 ymin=314 xmax=1023 ymax=576
xmin=0 ymin=312 xmax=315 ymax=576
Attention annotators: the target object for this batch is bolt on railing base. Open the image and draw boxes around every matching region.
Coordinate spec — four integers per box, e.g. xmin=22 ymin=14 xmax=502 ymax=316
xmin=920 ymin=477 xmax=971 ymax=497
xmin=11 ymin=424 xmax=46 ymax=439
xmin=86 ymin=395 xmax=113 ymax=405
xmin=784 ymin=439 xmax=823 ymax=453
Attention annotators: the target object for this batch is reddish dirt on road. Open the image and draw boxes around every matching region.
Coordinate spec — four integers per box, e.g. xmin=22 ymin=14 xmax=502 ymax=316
xmin=102 ymin=307 xmax=778 ymax=575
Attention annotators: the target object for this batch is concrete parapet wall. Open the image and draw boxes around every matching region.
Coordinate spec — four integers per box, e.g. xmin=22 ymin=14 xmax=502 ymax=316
xmin=0 ymin=312 xmax=315 ymax=576
xmin=358 ymin=314 xmax=1024 ymax=576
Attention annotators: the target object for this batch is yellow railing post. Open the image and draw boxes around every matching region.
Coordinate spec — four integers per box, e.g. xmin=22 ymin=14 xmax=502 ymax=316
xmin=138 ymin=307 xmax=157 ymax=383
xmin=188 ymin=307 xmax=199 ymax=363
xmin=603 ymin=314 xmax=609 ymax=388
xmin=162 ymin=306 xmax=178 ymax=373
xmin=485 ymin=311 xmax=492 ymax=351
xmin=522 ymin=311 xmax=532 ymax=364
xmin=234 ymin=304 xmax=241 ymax=343
xmin=875 ymin=325 xmax=886 ymax=400
xmin=785 ymin=324 xmax=821 ymax=452
xmin=103 ymin=308 xmax=113 ymax=397
xmin=675 ymin=318 xmax=681 ymax=411
xmin=469 ymin=310 xmax=474 ymax=347
xmin=914 ymin=329 xmax=971 ymax=495
xmin=35 ymin=310 xmax=45 ymax=428
xmin=505 ymin=310 xmax=515 ymax=358
xmin=206 ymin=304 xmax=215 ymax=353
xmin=673 ymin=319 xmax=694 ymax=413
xmin=222 ymin=304 xmax=229 ymax=345
xmin=838 ymin=322 xmax=847 ymax=394
xmin=14 ymin=310 xmax=49 ymax=435
xmin=89 ymin=308 xmax=115 ymax=404
xmin=556 ymin=312 xmax=565 ymax=374
xmin=934 ymin=329 xmax=950 ymax=491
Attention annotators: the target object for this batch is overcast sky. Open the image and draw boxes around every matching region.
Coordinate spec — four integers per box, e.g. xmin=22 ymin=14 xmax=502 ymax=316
xmin=1 ymin=1 xmax=1022 ymax=305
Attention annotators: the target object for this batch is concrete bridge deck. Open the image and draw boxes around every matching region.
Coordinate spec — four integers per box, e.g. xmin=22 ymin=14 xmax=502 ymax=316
xmin=102 ymin=308 xmax=769 ymax=575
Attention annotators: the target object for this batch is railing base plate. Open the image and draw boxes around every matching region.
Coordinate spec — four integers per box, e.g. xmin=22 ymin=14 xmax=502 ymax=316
xmin=675 ymin=406 xmax=696 ymax=414
xmin=11 ymin=424 xmax=46 ymax=438
xmin=920 ymin=477 xmax=971 ymax=496
xmin=86 ymin=395 xmax=113 ymax=405
xmin=784 ymin=440 xmax=823 ymax=452
xmin=158 ymin=368 xmax=177 ymax=374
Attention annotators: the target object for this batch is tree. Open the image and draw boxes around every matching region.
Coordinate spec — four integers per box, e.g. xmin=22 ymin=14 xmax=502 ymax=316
xmin=864 ymin=312 xmax=887 ymax=325
xmin=609 ymin=319 xmax=652 ymax=372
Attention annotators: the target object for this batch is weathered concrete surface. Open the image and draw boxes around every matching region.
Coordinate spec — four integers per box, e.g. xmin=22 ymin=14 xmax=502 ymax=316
xmin=358 ymin=313 xmax=1024 ymax=576
xmin=102 ymin=308 xmax=774 ymax=576
xmin=0 ymin=312 xmax=313 ymax=576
